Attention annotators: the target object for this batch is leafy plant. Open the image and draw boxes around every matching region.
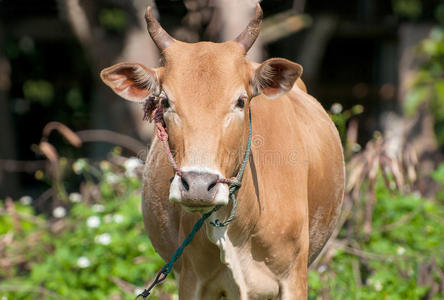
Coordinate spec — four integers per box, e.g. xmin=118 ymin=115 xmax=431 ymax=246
xmin=0 ymin=159 xmax=176 ymax=300
xmin=329 ymin=103 xmax=364 ymax=147
xmin=2 ymin=155 xmax=444 ymax=299
xmin=403 ymin=27 xmax=444 ymax=144
xmin=309 ymin=168 xmax=444 ymax=299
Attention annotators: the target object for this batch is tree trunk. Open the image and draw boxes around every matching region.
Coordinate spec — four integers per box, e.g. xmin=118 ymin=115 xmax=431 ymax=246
xmin=58 ymin=0 xmax=160 ymax=150
xmin=215 ymin=0 xmax=263 ymax=62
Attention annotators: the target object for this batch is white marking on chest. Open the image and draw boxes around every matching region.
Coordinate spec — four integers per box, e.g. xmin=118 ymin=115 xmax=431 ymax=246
xmin=206 ymin=216 xmax=248 ymax=299
xmin=206 ymin=213 xmax=280 ymax=299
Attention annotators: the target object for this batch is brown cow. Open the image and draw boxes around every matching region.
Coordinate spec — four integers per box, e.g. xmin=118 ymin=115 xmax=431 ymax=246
xmin=101 ymin=4 xmax=344 ymax=299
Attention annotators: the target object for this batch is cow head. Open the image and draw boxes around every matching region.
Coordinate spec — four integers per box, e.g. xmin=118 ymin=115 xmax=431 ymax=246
xmin=100 ymin=4 xmax=302 ymax=213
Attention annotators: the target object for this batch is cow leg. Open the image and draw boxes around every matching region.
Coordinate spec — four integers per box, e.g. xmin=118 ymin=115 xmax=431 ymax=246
xmin=279 ymin=221 xmax=309 ymax=300
xmin=178 ymin=259 xmax=200 ymax=299
xmin=178 ymin=260 xmax=228 ymax=300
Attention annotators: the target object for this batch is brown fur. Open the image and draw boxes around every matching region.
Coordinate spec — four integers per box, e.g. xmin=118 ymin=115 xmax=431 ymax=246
xmin=102 ymin=40 xmax=344 ymax=299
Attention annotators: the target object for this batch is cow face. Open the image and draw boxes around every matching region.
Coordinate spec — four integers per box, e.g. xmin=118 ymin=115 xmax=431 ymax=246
xmin=100 ymin=4 xmax=302 ymax=213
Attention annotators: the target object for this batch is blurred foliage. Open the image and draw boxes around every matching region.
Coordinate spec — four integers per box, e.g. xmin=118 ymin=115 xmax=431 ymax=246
xmin=0 ymin=158 xmax=176 ymax=300
xmin=99 ymin=8 xmax=128 ymax=33
xmin=3 ymin=1 xmax=444 ymax=298
xmin=403 ymin=27 xmax=444 ymax=144
xmin=392 ymin=0 xmax=444 ymax=23
xmin=5 ymin=31 xmax=93 ymax=170
xmin=2 ymin=152 xmax=444 ymax=298
xmin=22 ymin=79 xmax=54 ymax=106
xmin=309 ymin=174 xmax=444 ymax=299
xmin=437 ymin=5 xmax=444 ymax=25
xmin=329 ymin=103 xmax=364 ymax=159
xmin=392 ymin=0 xmax=422 ymax=20
xmin=432 ymin=163 xmax=444 ymax=201
xmin=329 ymin=103 xmax=363 ymax=143
xmin=66 ymin=87 xmax=84 ymax=110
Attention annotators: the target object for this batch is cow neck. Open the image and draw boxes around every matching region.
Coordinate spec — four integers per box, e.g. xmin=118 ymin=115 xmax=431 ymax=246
xmin=136 ymin=99 xmax=252 ymax=300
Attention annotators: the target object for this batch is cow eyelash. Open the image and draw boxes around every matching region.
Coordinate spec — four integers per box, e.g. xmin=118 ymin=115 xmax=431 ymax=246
xmin=236 ymin=98 xmax=245 ymax=109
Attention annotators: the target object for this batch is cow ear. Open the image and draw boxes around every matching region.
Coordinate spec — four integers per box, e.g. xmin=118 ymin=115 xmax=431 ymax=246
xmin=253 ymin=58 xmax=303 ymax=99
xmin=100 ymin=62 xmax=160 ymax=102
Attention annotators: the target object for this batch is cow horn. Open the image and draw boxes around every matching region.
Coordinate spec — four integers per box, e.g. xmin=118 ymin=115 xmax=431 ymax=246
xmin=234 ymin=3 xmax=263 ymax=52
xmin=145 ymin=6 xmax=175 ymax=51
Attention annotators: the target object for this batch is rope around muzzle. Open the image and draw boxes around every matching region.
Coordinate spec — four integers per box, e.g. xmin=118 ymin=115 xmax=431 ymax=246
xmin=136 ymin=99 xmax=252 ymax=299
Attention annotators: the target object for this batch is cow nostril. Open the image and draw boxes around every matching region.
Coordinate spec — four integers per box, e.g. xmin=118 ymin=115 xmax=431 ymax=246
xmin=207 ymin=180 xmax=218 ymax=192
xmin=181 ymin=177 xmax=190 ymax=191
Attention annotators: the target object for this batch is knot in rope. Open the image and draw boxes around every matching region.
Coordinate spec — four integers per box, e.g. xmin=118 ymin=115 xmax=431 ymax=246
xmin=229 ymin=180 xmax=242 ymax=194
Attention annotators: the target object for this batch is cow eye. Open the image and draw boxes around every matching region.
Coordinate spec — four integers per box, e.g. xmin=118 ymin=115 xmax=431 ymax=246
xmin=161 ymin=98 xmax=170 ymax=108
xmin=236 ymin=98 xmax=245 ymax=109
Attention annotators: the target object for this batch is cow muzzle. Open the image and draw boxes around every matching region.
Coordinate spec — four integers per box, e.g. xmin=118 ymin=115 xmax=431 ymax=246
xmin=169 ymin=168 xmax=230 ymax=212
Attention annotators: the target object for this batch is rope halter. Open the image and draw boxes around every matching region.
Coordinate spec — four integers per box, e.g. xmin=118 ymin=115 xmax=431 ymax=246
xmin=136 ymin=96 xmax=252 ymax=299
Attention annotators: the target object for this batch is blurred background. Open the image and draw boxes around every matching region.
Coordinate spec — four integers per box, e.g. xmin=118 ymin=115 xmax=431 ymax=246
xmin=1 ymin=0 xmax=444 ymax=299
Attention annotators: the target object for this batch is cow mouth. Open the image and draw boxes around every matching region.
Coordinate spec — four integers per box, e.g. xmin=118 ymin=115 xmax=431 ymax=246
xmin=181 ymin=203 xmax=215 ymax=213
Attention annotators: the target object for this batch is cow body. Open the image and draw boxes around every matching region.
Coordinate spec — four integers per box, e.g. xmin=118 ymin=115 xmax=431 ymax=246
xmin=100 ymin=5 xmax=344 ymax=299
xmin=142 ymin=81 xmax=344 ymax=299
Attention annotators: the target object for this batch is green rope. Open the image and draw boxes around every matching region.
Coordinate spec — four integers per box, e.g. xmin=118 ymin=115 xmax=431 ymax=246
xmin=237 ymin=107 xmax=253 ymax=180
xmin=136 ymin=108 xmax=252 ymax=300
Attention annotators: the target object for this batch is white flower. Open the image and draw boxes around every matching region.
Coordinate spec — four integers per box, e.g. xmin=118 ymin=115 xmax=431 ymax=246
xmin=331 ymin=103 xmax=343 ymax=114
xmin=19 ymin=195 xmax=32 ymax=205
xmin=134 ymin=288 xmax=144 ymax=296
xmin=374 ymin=280 xmax=383 ymax=291
xmin=100 ymin=160 xmax=111 ymax=171
xmin=397 ymin=246 xmax=406 ymax=255
xmin=92 ymin=204 xmax=105 ymax=213
xmin=2 ymin=296 xmax=9 ymax=300
xmin=317 ymin=265 xmax=327 ymax=273
xmin=53 ymin=206 xmax=66 ymax=218
xmin=104 ymin=214 xmax=113 ymax=223
xmin=124 ymin=157 xmax=142 ymax=177
xmin=105 ymin=173 xmax=119 ymax=184
xmin=77 ymin=256 xmax=91 ymax=268
xmin=69 ymin=192 xmax=82 ymax=203
xmin=138 ymin=243 xmax=147 ymax=252
xmin=87 ymin=216 xmax=101 ymax=228
xmin=72 ymin=159 xmax=87 ymax=174
xmin=95 ymin=233 xmax=112 ymax=245
xmin=113 ymin=214 xmax=124 ymax=224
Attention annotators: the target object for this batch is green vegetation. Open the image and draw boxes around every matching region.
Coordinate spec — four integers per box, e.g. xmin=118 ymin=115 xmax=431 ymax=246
xmin=3 ymin=1 xmax=444 ymax=299
xmin=1 ymin=155 xmax=444 ymax=299
xmin=0 ymin=159 xmax=176 ymax=300
xmin=308 ymin=176 xmax=444 ymax=299
xmin=404 ymin=27 xmax=444 ymax=144
xmin=99 ymin=8 xmax=128 ymax=32
xmin=22 ymin=79 xmax=54 ymax=106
